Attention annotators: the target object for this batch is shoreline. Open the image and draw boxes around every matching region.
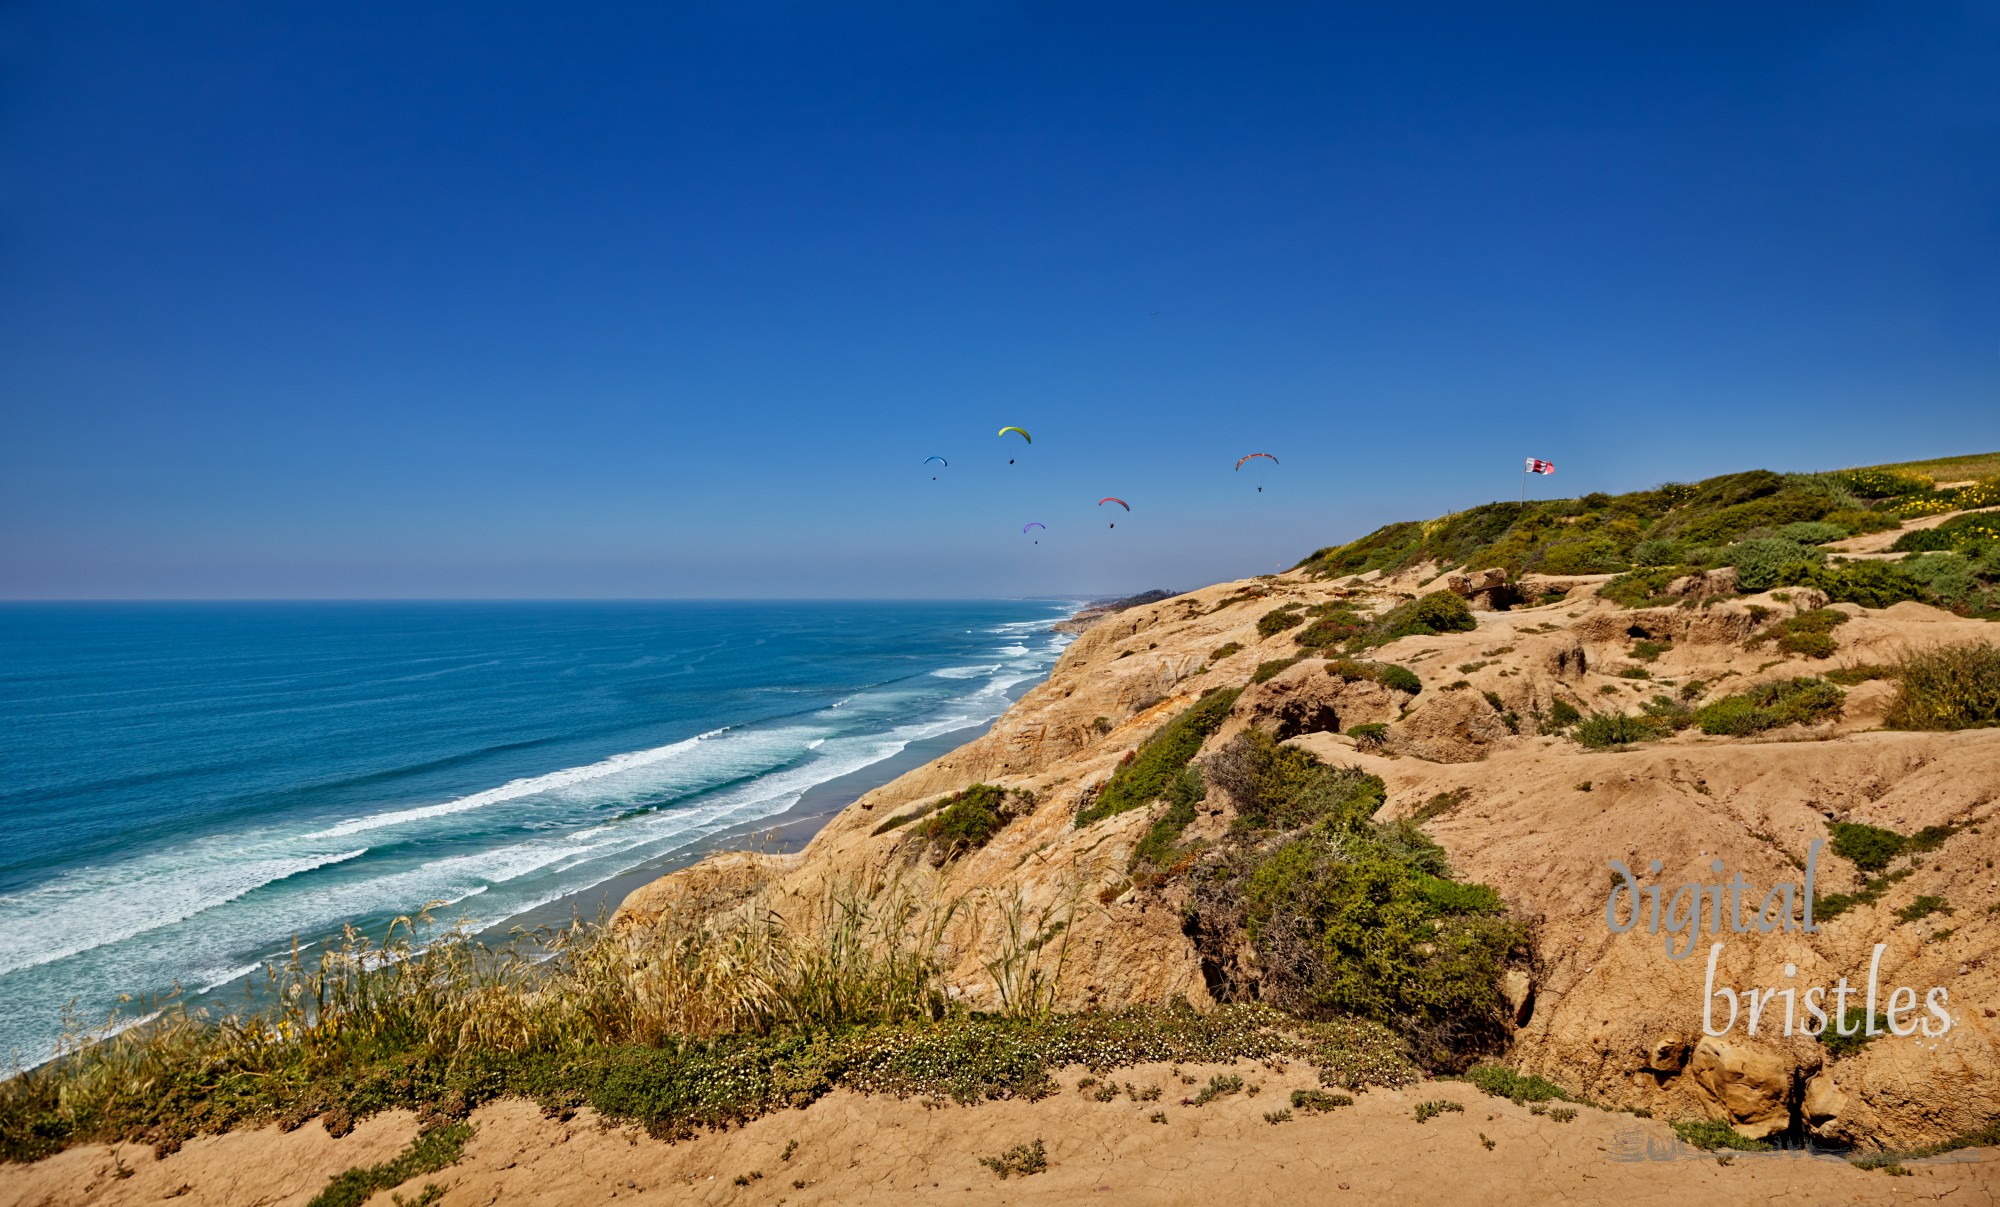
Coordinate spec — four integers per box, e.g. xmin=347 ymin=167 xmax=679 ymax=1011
xmin=482 ymin=676 xmax=1041 ymax=938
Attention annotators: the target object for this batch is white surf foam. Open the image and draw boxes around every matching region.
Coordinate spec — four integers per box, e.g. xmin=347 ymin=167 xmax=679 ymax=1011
xmin=0 ymin=847 xmax=369 ymax=978
xmin=305 ymin=728 xmax=730 ymax=839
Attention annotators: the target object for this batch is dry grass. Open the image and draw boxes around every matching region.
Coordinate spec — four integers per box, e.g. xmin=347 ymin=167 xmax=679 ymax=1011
xmin=1 ymin=876 xmax=959 ymax=1158
xmin=1865 ymin=450 xmax=2000 ymax=484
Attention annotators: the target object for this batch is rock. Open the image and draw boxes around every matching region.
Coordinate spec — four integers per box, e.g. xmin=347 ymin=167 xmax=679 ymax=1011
xmin=1685 ymin=1037 xmax=1794 ymax=1140
xmin=1228 ymin=659 xmax=1403 ymax=741
xmin=1664 ymin=566 xmax=1738 ymax=599
xmin=1501 ymin=970 xmax=1536 ymax=1026
xmin=1642 ymin=1034 xmax=1689 ymax=1074
xmin=1803 ymin=1072 xmax=1847 ymax=1139
xmin=1385 ymin=688 xmax=1513 ymax=763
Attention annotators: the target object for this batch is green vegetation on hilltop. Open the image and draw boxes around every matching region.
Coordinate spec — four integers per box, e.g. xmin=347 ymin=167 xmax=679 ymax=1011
xmin=1293 ymin=455 xmax=2000 ymax=618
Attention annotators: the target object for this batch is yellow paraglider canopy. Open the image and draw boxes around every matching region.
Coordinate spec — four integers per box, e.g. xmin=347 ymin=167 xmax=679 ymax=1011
xmin=997 ymin=426 xmax=1032 ymax=443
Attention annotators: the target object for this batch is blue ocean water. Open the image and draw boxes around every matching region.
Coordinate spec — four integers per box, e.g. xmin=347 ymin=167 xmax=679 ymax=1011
xmin=0 ymin=600 xmax=1073 ymax=1066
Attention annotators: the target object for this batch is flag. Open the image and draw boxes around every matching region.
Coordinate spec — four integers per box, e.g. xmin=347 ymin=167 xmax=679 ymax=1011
xmin=1525 ymin=458 xmax=1555 ymax=475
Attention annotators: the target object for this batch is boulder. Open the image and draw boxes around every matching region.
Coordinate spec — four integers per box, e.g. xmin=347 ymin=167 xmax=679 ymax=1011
xmin=1803 ymin=1071 xmax=1848 ymax=1140
xmin=1685 ymin=1036 xmax=1795 ymax=1140
xmin=1385 ymin=689 xmax=1513 ymax=763
xmin=1642 ymin=1034 xmax=1690 ymax=1074
xmin=1228 ymin=659 xmax=1403 ymax=741
xmin=1501 ymin=970 xmax=1536 ymax=1026
xmin=1665 ymin=566 xmax=1738 ymax=599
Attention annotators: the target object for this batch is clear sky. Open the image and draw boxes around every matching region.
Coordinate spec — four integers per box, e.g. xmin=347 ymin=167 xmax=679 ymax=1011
xmin=3 ymin=2 xmax=1997 ymax=599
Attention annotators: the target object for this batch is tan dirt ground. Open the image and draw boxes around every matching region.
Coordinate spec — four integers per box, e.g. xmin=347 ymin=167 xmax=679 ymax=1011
xmin=4 ymin=1065 xmax=1993 ymax=1207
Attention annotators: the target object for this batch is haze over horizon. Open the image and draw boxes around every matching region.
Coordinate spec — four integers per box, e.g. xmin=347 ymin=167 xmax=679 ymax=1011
xmin=4 ymin=2 xmax=1998 ymax=599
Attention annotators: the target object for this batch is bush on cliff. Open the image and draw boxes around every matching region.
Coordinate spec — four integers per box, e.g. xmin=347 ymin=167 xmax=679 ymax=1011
xmin=1185 ymin=737 xmax=1523 ymax=1068
xmin=913 ymin=784 xmax=1031 ymax=863
xmin=1348 ymin=591 xmax=1475 ymax=651
xmin=1074 ymin=688 xmax=1240 ymax=829
xmin=1693 ymin=677 xmax=1844 ymax=736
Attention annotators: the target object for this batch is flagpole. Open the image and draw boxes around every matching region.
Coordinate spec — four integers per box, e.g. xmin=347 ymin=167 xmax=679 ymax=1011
xmin=1521 ymin=461 xmax=1526 ymax=508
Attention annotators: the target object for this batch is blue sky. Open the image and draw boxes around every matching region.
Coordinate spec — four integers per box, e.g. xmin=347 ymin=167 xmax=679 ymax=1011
xmin=3 ymin=2 xmax=1997 ymax=599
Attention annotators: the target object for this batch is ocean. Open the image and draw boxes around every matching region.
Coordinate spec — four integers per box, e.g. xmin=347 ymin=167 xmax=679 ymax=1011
xmin=0 ymin=600 xmax=1074 ymax=1067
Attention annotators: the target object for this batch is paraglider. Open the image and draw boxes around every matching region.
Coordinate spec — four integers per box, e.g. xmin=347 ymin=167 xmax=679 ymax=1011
xmin=1235 ymin=452 xmax=1279 ymax=492
xmin=925 ymin=455 xmax=947 ymax=481
xmin=1098 ymin=497 xmax=1129 ymax=528
xmin=1023 ymin=520 xmax=1044 ymax=544
xmin=998 ymin=426 xmax=1030 ymax=464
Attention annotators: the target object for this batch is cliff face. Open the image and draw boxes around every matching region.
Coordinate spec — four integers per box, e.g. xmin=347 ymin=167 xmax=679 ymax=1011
xmin=619 ymin=558 xmax=2000 ymax=1151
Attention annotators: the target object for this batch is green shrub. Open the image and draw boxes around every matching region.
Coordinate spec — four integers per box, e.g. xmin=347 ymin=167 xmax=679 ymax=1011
xmin=1694 ymin=678 xmax=1844 ymax=736
xmin=1352 ymin=591 xmax=1476 ymax=649
xmin=1894 ymin=895 xmax=1951 ymax=924
xmin=1075 ymin=689 xmax=1241 ymax=828
xmin=1462 ymin=1065 xmax=1572 ymax=1104
xmin=1825 ymin=664 xmax=1892 ymax=685
xmin=1630 ymin=539 xmax=1686 ymax=567
xmin=1829 ymin=821 xmax=1906 ymax=872
xmin=1890 ymin=511 xmax=2000 ymax=554
xmin=1599 ymin=566 xmax=1694 ymax=608
xmin=1252 ymin=657 xmax=1302 ymax=684
xmin=1885 ymin=642 xmax=2000 ymax=731
xmin=1814 ymin=867 xmax=1913 ymax=922
xmin=1534 ymin=537 xmax=1627 ymax=575
xmin=1191 ymin=1074 xmax=1244 ymax=1105
xmin=1893 ymin=553 xmax=1988 ymax=613
xmin=1290 ymin=1089 xmax=1352 ymax=1113
xmin=1376 ymin=664 xmax=1423 ymax=694
xmin=1258 ymin=606 xmax=1305 ymax=637
xmin=1676 ymin=492 xmax=1834 ymax=546
xmin=916 ymin=784 xmax=1028 ymax=861
xmin=979 ymin=1138 xmax=1047 ymax=1179
xmin=308 ymin=1124 xmax=474 ymax=1207
xmin=1671 ymin=1120 xmax=1772 ymax=1152
xmin=1209 ymin=642 xmax=1243 ymax=661
xmin=1413 ymin=1099 xmax=1465 ymax=1123
xmin=1295 ymin=606 xmax=1369 ymax=649
xmin=1128 ymin=764 xmax=1208 ymax=872
xmin=1346 ymin=722 xmax=1389 ymax=747
xmin=1726 ymin=538 xmax=1826 ymax=590
xmin=1547 ymin=699 xmax=1582 ymax=728
xmin=1325 ymin=659 xmax=1421 ymax=694
xmin=1769 ymin=560 xmax=1931 ymax=609
xmin=1775 ymin=521 xmax=1848 ymax=545
xmin=1817 ymin=1006 xmax=1887 ymax=1058
xmin=1823 ymin=507 xmax=1900 ymax=535
xmin=1829 ymin=468 xmax=1932 ymax=499
xmin=1753 ymin=608 xmax=1849 ymax=660
xmin=1574 ymin=712 xmax=1654 ymax=748
xmin=1187 ymin=747 xmax=1521 ymax=1067
xmin=1209 ymin=730 xmax=1386 ymax=832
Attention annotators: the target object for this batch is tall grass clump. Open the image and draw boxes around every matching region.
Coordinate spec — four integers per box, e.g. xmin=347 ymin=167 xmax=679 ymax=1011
xmin=1884 ymin=642 xmax=2000 ymax=731
xmin=0 ymin=879 xmax=956 ymax=1161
